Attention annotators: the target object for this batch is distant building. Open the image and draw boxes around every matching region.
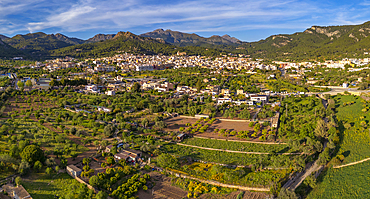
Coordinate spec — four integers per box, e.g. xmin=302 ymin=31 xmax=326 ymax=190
xmin=85 ymin=84 xmax=100 ymax=93
xmin=34 ymin=78 xmax=51 ymax=90
xmin=105 ymin=90 xmax=116 ymax=96
xmin=114 ymin=149 xmax=142 ymax=163
xmin=217 ymin=98 xmax=232 ymax=105
xmin=66 ymin=165 xmax=82 ymax=178
xmin=97 ymin=106 xmax=112 ymax=113
xmin=343 ymin=83 xmax=348 ymax=88
xmin=136 ymin=65 xmax=154 ymax=71
xmin=250 ymin=95 xmax=269 ymax=102
xmin=105 ymin=145 xmax=114 ymax=153
xmin=177 ymin=51 xmax=187 ymax=56
xmin=2 ymin=184 xmax=32 ymax=199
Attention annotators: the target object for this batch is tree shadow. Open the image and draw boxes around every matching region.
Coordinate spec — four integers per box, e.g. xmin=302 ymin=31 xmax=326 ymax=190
xmin=342 ymin=150 xmax=350 ymax=158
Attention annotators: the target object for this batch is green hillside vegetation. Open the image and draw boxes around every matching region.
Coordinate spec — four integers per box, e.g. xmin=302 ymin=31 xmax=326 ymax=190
xmin=140 ymin=29 xmax=242 ymax=46
xmin=51 ymin=32 xmax=225 ymax=58
xmin=54 ymin=33 xmax=86 ymax=45
xmin=0 ymin=39 xmax=25 ymax=58
xmin=239 ymin=21 xmax=370 ymax=60
xmin=3 ymin=21 xmax=370 ymax=60
xmin=4 ymin=32 xmax=73 ymax=56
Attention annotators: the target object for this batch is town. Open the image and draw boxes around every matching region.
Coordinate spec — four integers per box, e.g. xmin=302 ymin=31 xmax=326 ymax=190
xmin=1 ymin=48 xmax=370 ymax=199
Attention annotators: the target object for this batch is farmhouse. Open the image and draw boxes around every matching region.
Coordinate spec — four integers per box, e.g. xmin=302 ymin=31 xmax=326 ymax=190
xmin=2 ymin=184 xmax=32 ymax=199
xmin=114 ymin=149 xmax=142 ymax=163
xmin=105 ymin=145 xmax=114 ymax=153
xmin=66 ymin=165 xmax=82 ymax=177
xmin=250 ymin=95 xmax=269 ymax=102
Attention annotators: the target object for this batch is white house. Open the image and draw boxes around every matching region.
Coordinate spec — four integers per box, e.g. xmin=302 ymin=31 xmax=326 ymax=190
xmin=85 ymin=84 xmax=100 ymax=93
xmin=217 ymin=98 xmax=232 ymax=105
xmin=105 ymin=90 xmax=116 ymax=96
xmin=250 ymin=95 xmax=269 ymax=102
xmin=98 ymin=106 xmax=112 ymax=112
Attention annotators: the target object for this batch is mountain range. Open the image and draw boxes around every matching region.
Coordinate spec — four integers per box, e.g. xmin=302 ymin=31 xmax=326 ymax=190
xmin=2 ymin=21 xmax=370 ymax=60
xmin=140 ymin=29 xmax=242 ymax=46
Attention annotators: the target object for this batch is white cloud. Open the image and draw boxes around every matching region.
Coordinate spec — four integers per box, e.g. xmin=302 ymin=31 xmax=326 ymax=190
xmin=24 ymin=0 xmax=318 ymax=33
xmin=0 ymin=0 xmax=369 ymax=40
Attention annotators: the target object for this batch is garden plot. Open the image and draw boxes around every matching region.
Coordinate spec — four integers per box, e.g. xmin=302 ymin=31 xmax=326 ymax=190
xmin=141 ymin=172 xmax=188 ymax=199
xmin=181 ymin=137 xmax=289 ymax=153
xmin=165 ymin=117 xmax=253 ymax=133
xmin=165 ymin=117 xmax=273 ymax=142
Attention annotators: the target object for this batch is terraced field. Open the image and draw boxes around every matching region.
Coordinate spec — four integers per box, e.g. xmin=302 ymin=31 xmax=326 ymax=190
xmin=181 ymin=137 xmax=290 ymax=153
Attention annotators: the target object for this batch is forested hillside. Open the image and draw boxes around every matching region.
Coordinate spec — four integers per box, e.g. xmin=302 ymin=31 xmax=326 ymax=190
xmin=51 ymin=32 xmax=225 ymax=58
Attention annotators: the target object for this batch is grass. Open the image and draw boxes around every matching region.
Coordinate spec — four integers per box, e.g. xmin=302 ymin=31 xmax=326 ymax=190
xmin=162 ymin=143 xmax=296 ymax=167
xmin=174 ymin=162 xmax=290 ymax=188
xmin=22 ymin=172 xmax=80 ymax=199
xmin=0 ymin=118 xmax=89 ymax=158
xmin=181 ymin=137 xmax=290 ymax=153
xmin=307 ymin=161 xmax=370 ymax=199
xmin=334 ymin=95 xmax=370 ymax=163
xmin=0 ymin=170 xmax=14 ymax=179
xmin=306 ymin=94 xmax=370 ymax=198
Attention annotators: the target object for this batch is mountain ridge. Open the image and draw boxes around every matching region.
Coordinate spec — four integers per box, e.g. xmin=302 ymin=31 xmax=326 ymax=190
xmin=140 ymin=29 xmax=243 ymax=46
xmin=2 ymin=21 xmax=370 ymax=60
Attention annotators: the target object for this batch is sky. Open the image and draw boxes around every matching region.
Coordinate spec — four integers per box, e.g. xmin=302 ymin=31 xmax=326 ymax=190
xmin=1 ymin=0 xmax=370 ymax=42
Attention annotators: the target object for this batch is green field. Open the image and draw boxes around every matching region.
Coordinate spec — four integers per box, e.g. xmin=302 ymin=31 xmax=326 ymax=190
xmin=0 ymin=118 xmax=89 ymax=158
xmin=174 ymin=162 xmax=290 ymax=188
xmin=163 ymin=143 xmax=297 ymax=167
xmin=181 ymin=137 xmax=290 ymax=153
xmin=306 ymin=94 xmax=370 ymax=198
xmin=22 ymin=173 xmax=80 ymax=199
xmin=307 ymin=161 xmax=370 ymax=199
xmin=334 ymin=95 xmax=370 ymax=163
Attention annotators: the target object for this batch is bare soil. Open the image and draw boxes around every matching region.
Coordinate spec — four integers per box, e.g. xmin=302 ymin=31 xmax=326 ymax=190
xmin=137 ymin=172 xmax=188 ymax=199
xmin=164 ymin=117 xmax=270 ymax=142
xmin=165 ymin=117 xmax=253 ymax=132
xmin=3 ymin=96 xmax=58 ymax=116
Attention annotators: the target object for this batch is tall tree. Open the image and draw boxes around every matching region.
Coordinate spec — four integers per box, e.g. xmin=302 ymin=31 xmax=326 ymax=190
xmin=20 ymin=145 xmax=45 ymax=164
xmin=131 ymin=82 xmax=141 ymax=92
xmin=17 ymin=81 xmax=24 ymax=89
xmin=25 ymin=80 xmax=33 ymax=87
xmin=196 ymin=79 xmax=202 ymax=93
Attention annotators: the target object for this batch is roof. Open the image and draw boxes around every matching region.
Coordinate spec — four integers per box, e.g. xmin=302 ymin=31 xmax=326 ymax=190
xmin=67 ymin=165 xmax=82 ymax=172
xmin=114 ymin=152 xmax=130 ymax=159
xmin=122 ymin=148 xmax=142 ymax=155
xmin=2 ymin=185 xmax=32 ymax=199
xmin=250 ymin=95 xmax=267 ymax=97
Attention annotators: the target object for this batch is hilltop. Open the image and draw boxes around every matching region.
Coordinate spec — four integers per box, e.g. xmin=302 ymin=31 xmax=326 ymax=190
xmin=140 ymin=29 xmax=243 ymax=46
xmin=1 ymin=21 xmax=370 ymax=60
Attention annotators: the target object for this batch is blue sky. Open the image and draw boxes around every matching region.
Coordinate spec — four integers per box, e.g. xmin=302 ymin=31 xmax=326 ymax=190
xmin=1 ymin=0 xmax=370 ymax=42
